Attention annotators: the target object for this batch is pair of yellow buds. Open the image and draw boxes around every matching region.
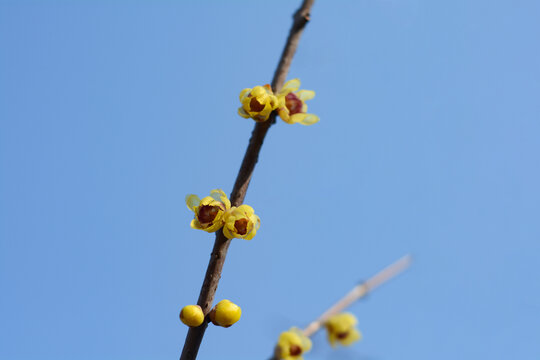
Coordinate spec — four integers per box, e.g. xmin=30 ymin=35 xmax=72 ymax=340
xmin=276 ymin=313 xmax=361 ymax=360
xmin=238 ymin=79 xmax=319 ymax=125
xmin=180 ymin=300 xmax=242 ymax=328
xmin=186 ymin=189 xmax=260 ymax=240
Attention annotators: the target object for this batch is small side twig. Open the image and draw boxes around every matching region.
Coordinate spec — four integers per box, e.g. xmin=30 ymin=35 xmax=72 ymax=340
xmin=303 ymin=254 xmax=412 ymax=337
xmin=179 ymin=1 xmax=315 ymax=360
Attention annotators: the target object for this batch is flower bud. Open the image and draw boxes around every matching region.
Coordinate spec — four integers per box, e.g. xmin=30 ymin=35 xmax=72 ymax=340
xmin=180 ymin=305 xmax=204 ymax=327
xmin=222 ymin=205 xmax=260 ymax=240
xmin=185 ymin=189 xmax=231 ymax=233
xmin=276 ymin=78 xmax=319 ymax=126
xmin=238 ymin=84 xmax=280 ymax=122
xmin=209 ymin=299 xmax=242 ymax=327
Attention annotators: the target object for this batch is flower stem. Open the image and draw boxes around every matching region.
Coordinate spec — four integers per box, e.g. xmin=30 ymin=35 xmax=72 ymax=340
xmin=179 ymin=1 xmax=316 ymax=359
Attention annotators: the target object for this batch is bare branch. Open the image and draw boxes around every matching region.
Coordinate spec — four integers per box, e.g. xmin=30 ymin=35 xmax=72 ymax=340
xmin=303 ymin=255 xmax=412 ymax=337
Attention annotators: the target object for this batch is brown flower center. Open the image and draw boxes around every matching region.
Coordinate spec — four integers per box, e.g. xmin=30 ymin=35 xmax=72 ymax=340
xmin=336 ymin=331 xmax=349 ymax=340
xmin=234 ymin=218 xmax=249 ymax=235
xmin=198 ymin=205 xmax=219 ymax=224
xmin=285 ymin=92 xmax=303 ymax=115
xmin=289 ymin=344 xmax=302 ymax=356
xmin=250 ymin=97 xmax=265 ymax=112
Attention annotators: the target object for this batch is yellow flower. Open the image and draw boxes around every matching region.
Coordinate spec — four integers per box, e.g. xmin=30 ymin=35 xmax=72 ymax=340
xmin=238 ymin=84 xmax=280 ymax=122
xmin=222 ymin=204 xmax=260 ymax=240
xmin=276 ymin=79 xmax=319 ymax=126
xmin=324 ymin=313 xmax=362 ymax=347
xmin=276 ymin=327 xmax=312 ymax=360
xmin=179 ymin=305 xmax=204 ymax=327
xmin=186 ymin=189 xmax=231 ymax=233
xmin=209 ymin=299 xmax=242 ymax=327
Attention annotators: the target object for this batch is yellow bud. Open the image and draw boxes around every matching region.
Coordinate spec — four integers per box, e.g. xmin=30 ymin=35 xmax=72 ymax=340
xmin=180 ymin=305 xmax=204 ymax=327
xmin=209 ymin=299 xmax=242 ymax=327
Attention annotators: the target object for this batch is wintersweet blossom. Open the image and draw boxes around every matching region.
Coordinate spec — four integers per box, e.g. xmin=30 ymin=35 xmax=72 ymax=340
xmin=276 ymin=327 xmax=312 ymax=360
xmin=180 ymin=305 xmax=204 ymax=327
xmin=238 ymin=84 xmax=280 ymax=122
xmin=186 ymin=189 xmax=231 ymax=233
xmin=324 ymin=313 xmax=362 ymax=347
xmin=222 ymin=204 xmax=260 ymax=240
xmin=276 ymin=78 xmax=319 ymax=125
xmin=209 ymin=299 xmax=242 ymax=328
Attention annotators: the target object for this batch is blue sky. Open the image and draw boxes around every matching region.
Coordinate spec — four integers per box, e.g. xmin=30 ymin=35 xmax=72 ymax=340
xmin=1 ymin=0 xmax=539 ymax=359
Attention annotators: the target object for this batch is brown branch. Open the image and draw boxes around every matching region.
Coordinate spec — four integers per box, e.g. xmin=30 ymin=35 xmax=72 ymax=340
xmin=179 ymin=1 xmax=316 ymax=359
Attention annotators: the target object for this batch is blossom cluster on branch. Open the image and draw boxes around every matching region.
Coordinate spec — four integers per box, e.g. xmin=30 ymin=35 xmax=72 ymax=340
xmin=238 ymin=79 xmax=319 ymax=125
xmin=186 ymin=189 xmax=260 ymax=240
xmin=179 ymin=75 xmax=368 ymax=359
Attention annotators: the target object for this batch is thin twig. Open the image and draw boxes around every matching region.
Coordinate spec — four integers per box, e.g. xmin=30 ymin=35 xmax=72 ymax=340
xmin=303 ymin=255 xmax=412 ymax=337
xmin=179 ymin=1 xmax=315 ymax=359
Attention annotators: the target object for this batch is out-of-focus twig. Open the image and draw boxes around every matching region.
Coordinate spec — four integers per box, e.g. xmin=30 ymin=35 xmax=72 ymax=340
xmin=270 ymin=255 xmax=412 ymax=360
xmin=303 ymin=254 xmax=412 ymax=337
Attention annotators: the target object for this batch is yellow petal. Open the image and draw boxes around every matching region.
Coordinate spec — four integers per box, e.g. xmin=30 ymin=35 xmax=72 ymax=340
xmin=290 ymin=113 xmax=308 ymax=124
xmin=239 ymin=88 xmax=251 ymax=102
xmin=269 ymin=94 xmax=280 ymax=110
xmin=251 ymin=86 xmax=266 ymax=97
xmin=296 ymin=90 xmax=315 ymax=101
xmin=190 ymin=218 xmax=202 ymax=230
xmin=237 ymin=204 xmax=254 ymax=215
xmin=299 ymin=114 xmax=320 ymax=126
xmin=277 ymin=107 xmax=290 ymax=122
xmin=238 ymin=107 xmax=250 ymax=118
xmin=252 ymin=214 xmax=261 ymax=230
xmin=204 ymin=218 xmax=224 ymax=233
xmin=199 ymin=196 xmax=216 ymax=206
xmin=185 ymin=194 xmax=200 ymax=211
xmin=223 ymin=225 xmax=234 ymax=239
xmin=279 ymin=78 xmax=301 ymax=95
xmin=341 ymin=329 xmax=362 ymax=346
xmin=210 ymin=189 xmax=226 ymax=202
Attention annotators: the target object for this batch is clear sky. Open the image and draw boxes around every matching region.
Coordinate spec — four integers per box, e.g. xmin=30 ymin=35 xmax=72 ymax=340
xmin=1 ymin=0 xmax=539 ymax=359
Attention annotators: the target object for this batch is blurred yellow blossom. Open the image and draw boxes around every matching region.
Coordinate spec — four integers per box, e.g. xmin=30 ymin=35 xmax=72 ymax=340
xmin=186 ymin=189 xmax=231 ymax=233
xmin=276 ymin=327 xmax=312 ymax=360
xmin=238 ymin=84 xmax=280 ymax=122
xmin=324 ymin=313 xmax=362 ymax=347
xmin=222 ymin=204 xmax=260 ymax=240
xmin=210 ymin=299 xmax=242 ymax=327
xmin=276 ymin=78 xmax=319 ymax=125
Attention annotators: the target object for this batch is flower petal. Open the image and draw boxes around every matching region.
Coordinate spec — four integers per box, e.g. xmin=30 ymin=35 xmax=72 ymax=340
xmin=290 ymin=113 xmax=308 ymax=124
xmin=223 ymin=226 xmax=234 ymax=239
xmin=238 ymin=107 xmax=250 ymax=118
xmin=190 ymin=219 xmax=202 ymax=230
xmin=296 ymin=90 xmax=315 ymax=101
xmin=342 ymin=329 xmax=362 ymax=346
xmin=237 ymin=204 xmax=254 ymax=215
xmin=210 ymin=189 xmax=226 ymax=202
xmin=186 ymin=194 xmax=200 ymax=211
xmin=299 ymin=114 xmax=320 ymax=126
xmin=279 ymin=79 xmax=301 ymax=95
xmin=239 ymin=88 xmax=251 ymax=102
